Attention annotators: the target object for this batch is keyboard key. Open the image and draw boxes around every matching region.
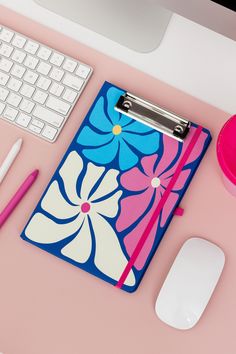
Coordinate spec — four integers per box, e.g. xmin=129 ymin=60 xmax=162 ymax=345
xmin=63 ymin=59 xmax=77 ymax=73
xmin=31 ymin=118 xmax=44 ymax=129
xmin=20 ymin=84 xmax=35 ymax=98
xmin=29 ymin=124 xmax=42 ymax=134
xmin=37 ymin=62 xmax=51 ymax=76
xmin=33 ymin=90 xmax=48 ymax=104
xmin=0 ymin=72 xmax=9 ymax=86
xmin=0 ymin=44 xmax=14 ymax=57
xmin=76 ymin=64 xmax=91 ymax=79
xmin=49 ymin=82 xmax=64 ymax=97
xmin=0 ymin=25 xmax=92 ymax=142
xmin=46 ymin=96 xmax=70 ymax=115
xmin=7 ymin=77 xmax=22 ymax=92
xmin=3 ymin=106 xmax=18 ymax=121
xmin=37 ymin=46 xmax=51 ymax=60
xmin=63 ymin=74 xmax=84 ymax=91
xmin=0 ymin=87 xmax=9 ymax=101
xmin=7 ymin=92 xmax=22 ymax=107
xmin=42 ymin=125 xmax=58 ymax=141
xmin=12 ymin=35 xmax=26 ymax=48
xmin=0 ymin=29 xmax=14 ymax=42
xmin=24 ymin=70 xmax=38 ymax=85
xmin=24 ymin=55 xmax=39 ymax=70
xmin=20 ymin=98 xmax=35 ymax=113
xmin=11 ymin=49 xmax=26 ymax=64
xmin=62 ymin=88 xmax=77 ymax=103
xmin=50 ymin=67 xmax=64 ymax=82
xmin=50 ymin=53 xmax=64 ymax=66
xmin=0 ymin=58 xmax=13 ymax=72
xmin=36 ymin=76 xmax=51 ymax=90
xmin=24 ymin=41 xmax=39 ymax=55
xmin=33 ymin=106 xmax=64 ymax=128
xmin=0 ymin=102 xmax=6 ymax=114
xmin=16 ymin=113 xmax=31 ymax=127
xmin=11 ymin=64 xmax=26 ymax=79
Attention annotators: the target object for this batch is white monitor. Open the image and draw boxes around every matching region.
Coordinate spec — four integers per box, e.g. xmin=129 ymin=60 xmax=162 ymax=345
xmin=34 ymin=0 xmax=236 ymax=52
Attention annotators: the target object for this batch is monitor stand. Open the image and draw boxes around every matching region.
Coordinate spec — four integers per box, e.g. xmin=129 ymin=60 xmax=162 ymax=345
xmin=34 ymin=0 xmax=172 ymax=53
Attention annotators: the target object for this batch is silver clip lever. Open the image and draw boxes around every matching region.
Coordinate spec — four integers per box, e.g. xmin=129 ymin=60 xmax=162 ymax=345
xmin=115 ymin=92 xmax=190 ymax=141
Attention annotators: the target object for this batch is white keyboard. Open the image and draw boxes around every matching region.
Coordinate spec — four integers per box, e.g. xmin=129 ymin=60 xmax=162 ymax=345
xmin=0 ymin=25 xmax=93 ymax=142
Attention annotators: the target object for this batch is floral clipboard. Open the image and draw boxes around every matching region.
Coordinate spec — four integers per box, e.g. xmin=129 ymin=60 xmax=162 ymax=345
xmin=21 ymin=81 xmax=211 ymax=292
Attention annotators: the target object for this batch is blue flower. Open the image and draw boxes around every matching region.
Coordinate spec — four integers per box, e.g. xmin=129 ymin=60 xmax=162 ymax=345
xmin=77 ymin=86 xmax=160 ymax=171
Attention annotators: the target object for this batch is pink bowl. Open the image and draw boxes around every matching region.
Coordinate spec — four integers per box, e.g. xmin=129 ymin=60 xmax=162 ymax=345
xmin=217 ymin=115 xmax=236 ymax=196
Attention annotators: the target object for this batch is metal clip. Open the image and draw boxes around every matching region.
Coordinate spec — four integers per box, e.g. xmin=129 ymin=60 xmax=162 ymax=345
xmin=115 ymin=92 xmax=190 ymax=141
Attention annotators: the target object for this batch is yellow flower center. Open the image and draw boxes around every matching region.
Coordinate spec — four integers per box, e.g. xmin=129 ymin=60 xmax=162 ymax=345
xmin=112 ymin=125 xmax=122 ymax=135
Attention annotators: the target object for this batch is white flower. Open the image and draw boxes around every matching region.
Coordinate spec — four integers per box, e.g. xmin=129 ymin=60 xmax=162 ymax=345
xmin=25 ymin=151 xmax=135 ymax=286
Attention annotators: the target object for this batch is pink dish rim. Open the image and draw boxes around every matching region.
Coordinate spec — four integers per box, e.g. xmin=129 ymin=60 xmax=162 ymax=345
xmin=216 ymin=114 xmax=236 ymax=185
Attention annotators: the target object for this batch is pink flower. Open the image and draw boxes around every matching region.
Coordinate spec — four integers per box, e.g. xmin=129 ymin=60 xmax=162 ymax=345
xmin=116 ymin=128 xmax=208 ymax=270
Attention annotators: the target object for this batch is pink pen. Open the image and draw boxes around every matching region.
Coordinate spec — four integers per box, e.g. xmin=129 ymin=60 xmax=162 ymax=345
xmin=0 ymin=169 xmax=39 ymax=227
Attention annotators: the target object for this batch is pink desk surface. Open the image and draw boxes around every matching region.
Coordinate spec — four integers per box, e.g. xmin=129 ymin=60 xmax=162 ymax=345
xmin=0 ymin=6 xmax=235 ymax=354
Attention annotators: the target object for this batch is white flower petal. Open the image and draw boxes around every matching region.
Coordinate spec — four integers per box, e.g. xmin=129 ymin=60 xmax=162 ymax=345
xmin=59 ymin=151 xmax=82 ymax=205
xmin=41 ymin=181 xmax=79 ymax=219
xmin=61 ymin=217 xmax=92 ymax=263
xmin=90 ymin=169 xmax=119 ymax=201
xmin=25 ymin=213 xmax=83 ymax=244
xmin=80 ymin=162 xmax=105 ymax=200
xmin=91 ymin=212 xmax=135 ymax=286
xmin=93 ymin=191 xmax=122 ymax=218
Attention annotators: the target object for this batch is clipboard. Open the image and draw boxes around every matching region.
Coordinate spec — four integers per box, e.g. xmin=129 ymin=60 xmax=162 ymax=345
xmin=21 ymin=81 xmax=211 ymax=292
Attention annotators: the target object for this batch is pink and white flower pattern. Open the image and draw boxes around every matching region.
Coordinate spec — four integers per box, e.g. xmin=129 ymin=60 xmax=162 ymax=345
xmin=116 ymin=129 xmax=208 ymax=270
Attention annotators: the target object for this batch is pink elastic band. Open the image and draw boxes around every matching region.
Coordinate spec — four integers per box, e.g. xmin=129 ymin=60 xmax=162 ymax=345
xmin=116 ymin=126 xmax=203 ymax=289
xmin=174 ymin=207 xmax=184 ymax=216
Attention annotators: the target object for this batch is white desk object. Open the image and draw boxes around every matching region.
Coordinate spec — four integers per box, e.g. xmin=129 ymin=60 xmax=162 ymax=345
xmin=0 ymin=0 xmax=236 ymax=115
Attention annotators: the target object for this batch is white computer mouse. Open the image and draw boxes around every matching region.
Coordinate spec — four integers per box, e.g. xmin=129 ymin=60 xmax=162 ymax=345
xmin=155 ymin=237 xmax=225 ymax=330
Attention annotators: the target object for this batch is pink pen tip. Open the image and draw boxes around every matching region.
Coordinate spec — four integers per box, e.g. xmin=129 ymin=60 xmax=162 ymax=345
xmin=31 ymin=169 xmax=39 ymax=178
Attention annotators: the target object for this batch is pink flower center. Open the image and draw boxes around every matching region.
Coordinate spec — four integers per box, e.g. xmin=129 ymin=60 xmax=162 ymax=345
xmin=81 ymin=202 xmax=91 ymax=213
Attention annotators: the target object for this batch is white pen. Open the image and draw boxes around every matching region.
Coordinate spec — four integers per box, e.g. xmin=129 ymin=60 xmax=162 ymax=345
xmin=0 ymin=138 xmax=23 ymax=184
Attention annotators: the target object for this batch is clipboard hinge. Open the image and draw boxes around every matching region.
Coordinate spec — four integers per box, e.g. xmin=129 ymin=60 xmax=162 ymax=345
xmin=115 ymin=92 xmax=190 ymax=141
